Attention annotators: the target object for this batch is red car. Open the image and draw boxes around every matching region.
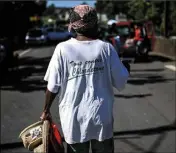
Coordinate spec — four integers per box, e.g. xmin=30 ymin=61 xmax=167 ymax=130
xmin=110 ymin=20 xmax=156 ymax=59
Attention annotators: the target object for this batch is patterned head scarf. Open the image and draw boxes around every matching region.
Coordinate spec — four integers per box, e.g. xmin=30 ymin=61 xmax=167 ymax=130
xmin=68 ymin=5 xmax=98 ymax=32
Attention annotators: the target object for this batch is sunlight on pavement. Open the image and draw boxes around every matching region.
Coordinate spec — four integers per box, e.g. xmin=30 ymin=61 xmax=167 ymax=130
xmin=165 ymin=65 xmax=176 ymax=71
xmin=18 ymin=49 xmax=32 ymax=57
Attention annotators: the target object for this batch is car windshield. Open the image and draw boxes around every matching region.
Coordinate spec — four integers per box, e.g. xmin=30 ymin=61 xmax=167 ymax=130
xmin=46 ymin=28 xmax=54 ymax=32
xmin=116 ymin=26 xmax=130 ymax=36
xmin=56 ymin=27 xmax=65 ymax=32
xmin=28 ymin=29 xmax=42 ymax=37
xmin=46 ymin=27 xmax=66 ymax=32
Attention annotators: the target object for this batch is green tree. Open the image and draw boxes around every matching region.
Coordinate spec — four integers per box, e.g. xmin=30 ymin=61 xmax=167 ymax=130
xmin=43 ymin=3 xmax=56 ymax=18
xmin=81 ymin=2 xmax=88 ymax=5
xmin=145 ymin=2 xmax=158 ymax=20
xmin=0 ymin=1 xmax=46 ymax=51
xmin=127 ymin=0 xmax=151 ymax=20
xmin=127 ymin=0 xmax=166 ymax=35
xmin=95 ymin=0 xmax=128 ymax=19
xmin=95 ymin=0 xmax=175 ymax=36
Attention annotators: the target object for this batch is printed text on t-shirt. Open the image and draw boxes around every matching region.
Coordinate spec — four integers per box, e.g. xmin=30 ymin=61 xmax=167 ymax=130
xmin=68 ymin=59 xmax=104 ymax=80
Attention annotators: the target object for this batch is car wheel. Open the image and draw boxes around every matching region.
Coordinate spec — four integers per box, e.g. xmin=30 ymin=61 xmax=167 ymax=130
xmin=135 ymin=47 xmax=149 ymax=62
xmin=24 ymin=44 xmax=29 ymax=49
xmin=46 ymin=38 xmax=51 ymax=45
xmin=0 ymin=45 xmax=8 ymax=74
xmin=141 ymin=47 xmax=149 ymax=59
xmin=0 ymin=45 xmax=7 ymax=64
xmin=142 ymin=47 xmax=148 ymax=54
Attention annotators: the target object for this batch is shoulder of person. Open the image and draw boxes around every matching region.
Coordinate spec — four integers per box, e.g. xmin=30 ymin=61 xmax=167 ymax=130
xmin=54 ymin=39 xmax=73 ymax=53
xmin=56 ymin=39 xmax=72 ymax=48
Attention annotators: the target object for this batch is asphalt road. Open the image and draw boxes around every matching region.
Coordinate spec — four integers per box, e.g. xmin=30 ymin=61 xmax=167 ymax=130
xmin=1 ymin=45 xmax=176 ymax=153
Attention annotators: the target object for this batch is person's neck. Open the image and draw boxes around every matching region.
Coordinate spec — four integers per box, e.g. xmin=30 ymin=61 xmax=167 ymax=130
xmin=76 ymin=34 xmax=96 ymax=41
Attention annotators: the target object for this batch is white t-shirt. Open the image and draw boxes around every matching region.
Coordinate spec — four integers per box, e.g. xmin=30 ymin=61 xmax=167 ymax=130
xmin=44 ymin=38 xmax=129 ymax=144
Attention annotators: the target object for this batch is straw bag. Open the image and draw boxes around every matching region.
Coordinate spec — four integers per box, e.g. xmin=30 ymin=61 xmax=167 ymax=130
xmin=19 ymin=120 xmax=64 ymax=153
xmin=19 ymin=120 xmax=50 ymax=152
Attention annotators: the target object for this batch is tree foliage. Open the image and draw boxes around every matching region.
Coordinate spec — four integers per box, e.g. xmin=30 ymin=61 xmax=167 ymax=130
xmin=95 ymin=0 xmax=176 ymax=36
xmin=0 ymin=1 xmax=46 ymax=48
xmin=95 ymin=0 xmax=129 ymax=19
xmin=81 ymin=2 xmax=88 ymax=5
xmin=43 ymin=3 xmax=56 ymax=17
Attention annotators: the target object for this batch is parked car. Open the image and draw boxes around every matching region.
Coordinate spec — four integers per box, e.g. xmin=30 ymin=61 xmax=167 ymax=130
xmin=25 ymin=28 xmax=48 ymax=46
xmin=46 ymin=27 xmax=74 ymax=43
xmin=0 ymin=37 xmax=14 ymax=73
xmin=0 ymin=41 xmax=6 ymax=65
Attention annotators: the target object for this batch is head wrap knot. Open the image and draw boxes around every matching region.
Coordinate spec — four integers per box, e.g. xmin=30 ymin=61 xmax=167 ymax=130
xmin=68 ymin=5 xmax=98 ymax=32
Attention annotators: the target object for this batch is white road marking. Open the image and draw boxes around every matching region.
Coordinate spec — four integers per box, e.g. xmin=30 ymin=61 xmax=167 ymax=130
xmin=18 ymin=48 xmax=31 ymax=57
xmin=165 ymin=64 xmax=176 ymax=71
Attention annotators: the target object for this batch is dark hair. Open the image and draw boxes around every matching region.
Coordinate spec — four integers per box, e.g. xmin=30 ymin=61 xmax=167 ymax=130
xmin=69 ymin=9 xmax=98 ymax=38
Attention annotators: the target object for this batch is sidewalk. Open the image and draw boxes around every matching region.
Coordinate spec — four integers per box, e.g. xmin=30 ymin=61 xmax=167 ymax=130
xmin=13 ymin=48 xmax=31 ymax=58
xmin=149 ymin=51 xmax=176 ymax=61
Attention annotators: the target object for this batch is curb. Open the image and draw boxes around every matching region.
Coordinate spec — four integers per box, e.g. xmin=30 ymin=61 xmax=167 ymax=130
xmin=13 ymin=50 xmax=23 ymax=57
xmin=149 ymin=51 xmax=176 ymax=61
xmin=13 ymin=48 xmax=31 ymax=58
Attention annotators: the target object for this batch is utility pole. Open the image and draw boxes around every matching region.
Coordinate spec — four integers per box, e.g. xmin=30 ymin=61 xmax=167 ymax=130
xmin=164 ymin=0 xmax=169 ymax=37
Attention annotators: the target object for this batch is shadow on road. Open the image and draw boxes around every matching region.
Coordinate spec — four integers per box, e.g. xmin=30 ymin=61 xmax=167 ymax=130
xmin=0 ymin=55 xmax=175 ymax=90
xmin=0 ymin=56 xmax=51 ymax=92
xmin=119 ymin=133 xmax=168 ymax=153
xmin=114 ymin=121 xmax=176 ymax=136
xmin=114 ymin=120 xmax=176 ymax=153
xmin=1 ymin=121 xmax=175 ymax=151
xmin=131 ymin=68 xmax=164 ymax=72
xmin=127 ymin=75 xmax=175 ymax=85
xmin=114 ymin=93 xmax=152 ymax=99
xmin=134 ymin=54 xmax=174 ymax=63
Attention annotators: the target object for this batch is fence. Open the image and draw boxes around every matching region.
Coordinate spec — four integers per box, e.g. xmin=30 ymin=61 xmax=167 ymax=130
xmin=153 ymin=37 xmax=176 ymax=60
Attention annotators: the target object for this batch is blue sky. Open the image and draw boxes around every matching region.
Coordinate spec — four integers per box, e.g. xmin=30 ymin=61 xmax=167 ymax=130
xmin=47 ymin=1 xmax=96 ymax=8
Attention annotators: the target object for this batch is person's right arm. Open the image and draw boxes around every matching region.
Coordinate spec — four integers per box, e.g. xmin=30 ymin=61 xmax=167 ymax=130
xmin=109 ymin=44 xmax=129 ymax=91
xmin=40 ymin=44 xmax=63 ymax=120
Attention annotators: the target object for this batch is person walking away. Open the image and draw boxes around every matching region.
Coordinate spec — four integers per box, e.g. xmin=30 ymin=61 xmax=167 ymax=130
xmin=134 ymin=24 xmax=143 ymax=54
xmin=107 ymin=23 xmax=121 ymax=52
xmin=40 ymin=5 xmax=129 ymax=153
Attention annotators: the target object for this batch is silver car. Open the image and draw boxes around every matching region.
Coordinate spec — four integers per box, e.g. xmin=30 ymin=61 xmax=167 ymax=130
xmin=25 ymin=28 xmax=48 ymax=45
